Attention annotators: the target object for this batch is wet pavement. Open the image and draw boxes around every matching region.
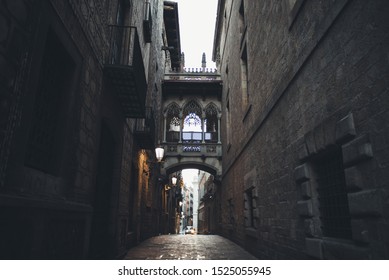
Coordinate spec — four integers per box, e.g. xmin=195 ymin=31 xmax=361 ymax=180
xmin=124 ymin=234 xmax=257 ymax=260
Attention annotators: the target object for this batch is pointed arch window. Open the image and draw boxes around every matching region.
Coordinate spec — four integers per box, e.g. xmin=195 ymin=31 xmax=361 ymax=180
xmin=181 ymin=100 xmax=202 ymax=152
xmin=166 ymin=103 xmax=180 ymax=142
xmin=183 ymin=100 xmax=202 ymax=117
xmin=183 ymin=113 xmax=202 ymax=132
xmin=182 ymin=100 xmax=202 ymax=143
xmin=205 ymin=103 xmax=218 ymax=142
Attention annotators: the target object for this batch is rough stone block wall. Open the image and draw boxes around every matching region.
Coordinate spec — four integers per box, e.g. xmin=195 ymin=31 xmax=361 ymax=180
xmin=0 ymin=0 xmax=105 ymax=258
xmin=0 ymin=0 xmax=37 ymax=187
xmin=219 ymin=0 xmax=389 ymax=259
xmin=0 ymin=0 xmax=167 ymax=258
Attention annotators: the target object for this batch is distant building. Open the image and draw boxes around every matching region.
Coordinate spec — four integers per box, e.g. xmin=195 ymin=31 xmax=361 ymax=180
xmin=181 ymin=183 xmax=194 ymax=229
xmin=191 ymin=172 xmax=199 ymax=231
xmin=213 ymin=0 xmax=389 ymax=259
xmin=197 ymin=171 xmax=209 ymax=234
xmin=197 ymin=170 xmax=220 ymax=234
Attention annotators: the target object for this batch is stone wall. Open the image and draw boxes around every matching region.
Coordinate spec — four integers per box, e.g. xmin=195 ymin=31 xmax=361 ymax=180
xmin=0 ymin=0 xmax=166 ymax=259
xmin=217 ymin=0 xmax=389 ymax=259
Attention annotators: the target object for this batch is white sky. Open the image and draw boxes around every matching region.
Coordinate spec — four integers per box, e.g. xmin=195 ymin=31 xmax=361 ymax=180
xmin=173 ymin=0 xmax=218 ymax=69
xmin=182 ymin=169 xmax=199 ymax=187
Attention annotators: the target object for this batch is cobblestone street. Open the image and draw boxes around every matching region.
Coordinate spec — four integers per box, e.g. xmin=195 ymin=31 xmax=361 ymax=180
xmin=124 ymin=235 xmax=257 ymax=260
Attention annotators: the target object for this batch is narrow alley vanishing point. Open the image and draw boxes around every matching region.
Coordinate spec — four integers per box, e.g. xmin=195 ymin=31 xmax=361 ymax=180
xmin=0 ymin=0 xmax=388 ymax=260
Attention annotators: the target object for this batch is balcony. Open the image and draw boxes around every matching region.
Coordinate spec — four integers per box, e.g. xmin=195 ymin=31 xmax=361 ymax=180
xmin=134 ymin=107 xmax=155 ymax=150
xmin=163 ymin=68 xmax=222 ymax=99
xmin=104 ymin=26 xmax=147 ymax=118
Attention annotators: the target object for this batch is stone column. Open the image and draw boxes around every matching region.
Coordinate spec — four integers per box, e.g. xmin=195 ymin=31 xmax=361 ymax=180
xmin=179 ymin=110 xmax=183 ymax=143
xmin=202 ymin=112 xmax=206 ymax=144
xmin=163 ymin=112 xmax=167 ymax=143
xmin=217 ymin=113 xmax=221 ymax=144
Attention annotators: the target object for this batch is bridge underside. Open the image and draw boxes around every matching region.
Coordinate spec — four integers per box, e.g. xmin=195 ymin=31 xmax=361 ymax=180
xmin=161 ymin=146 xmax=222 ymax=178
xmin=163 ymin=159 xmax=221 ymax=177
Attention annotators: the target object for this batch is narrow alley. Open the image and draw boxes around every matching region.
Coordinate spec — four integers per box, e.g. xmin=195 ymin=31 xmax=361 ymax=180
xmin=124 ymin=234 xmax=257 ymax=260
xmin=1 ymin=0 xmax=388 ymax=262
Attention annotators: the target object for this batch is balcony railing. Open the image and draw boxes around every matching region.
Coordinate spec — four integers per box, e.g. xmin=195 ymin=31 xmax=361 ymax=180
xmin=104 ymin=26 xmax=147 ymax=118
xmin=165 ymin=67 xmax=221 ymax=81
xmin=167 ymin=131 xmax=219 ymax=143
xmin=134 ymin=107 xmax=155 ymax=150
xmin=182 ymin=132 xmax=202 ymax=141
xmin=164 ymin=142 xmax=222 ymax=156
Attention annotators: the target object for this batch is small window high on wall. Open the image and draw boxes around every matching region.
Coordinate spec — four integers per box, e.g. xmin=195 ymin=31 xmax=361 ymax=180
xmin=240 ymin=44 xmax=249 ymax=109
xmin=143 ymin=0 xmax=152 ymax=42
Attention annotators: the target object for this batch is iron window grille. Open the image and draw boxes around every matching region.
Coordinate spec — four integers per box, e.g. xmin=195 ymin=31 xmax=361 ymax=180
xmin=24 ymin=29 xmax=74 ymax=175
xmin=314 ymin=148 xmax=352 ymax=239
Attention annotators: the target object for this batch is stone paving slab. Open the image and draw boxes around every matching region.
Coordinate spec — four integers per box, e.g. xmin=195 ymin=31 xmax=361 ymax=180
xmin=124 ymin=234 xmax=257 ymax=260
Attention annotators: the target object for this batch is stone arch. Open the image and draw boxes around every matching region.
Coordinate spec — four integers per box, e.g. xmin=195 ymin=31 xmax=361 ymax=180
xmin=165 ymin=161 xmax=218 ymax=177
xmin=182 ymin=99 xmax=203 ymax=115
xmin=164 ymin=101 xmax=181 ymax=113
xmin=204 ymin=102 xmax=221 ymax=114
xmin=164 ymin=101 xmax=181 ymax=115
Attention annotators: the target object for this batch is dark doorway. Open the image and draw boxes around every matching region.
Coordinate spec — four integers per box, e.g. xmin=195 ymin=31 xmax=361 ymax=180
xmin=89 ymin=122 xmax=115 ymax=259
xmin=126 ymin=163 xmax=138 ymax=247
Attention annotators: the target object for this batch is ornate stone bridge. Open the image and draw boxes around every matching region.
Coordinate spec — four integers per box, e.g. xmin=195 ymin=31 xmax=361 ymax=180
xmin=160 ymin=66 xmax=223 ymax=177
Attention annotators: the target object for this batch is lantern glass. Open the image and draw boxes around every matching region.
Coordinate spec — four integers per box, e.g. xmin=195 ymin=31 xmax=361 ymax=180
xmin=155 ymin=147 xmax=164 ymax=162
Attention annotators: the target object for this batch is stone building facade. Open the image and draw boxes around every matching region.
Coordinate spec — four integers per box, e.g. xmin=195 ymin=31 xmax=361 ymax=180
xmin=198 ymin=171 xmax=221 ymax=235
xmin=214 ymin=0 xmax=389 ymax=259
xmin=0 ymin=0 xmax=169 ymax=259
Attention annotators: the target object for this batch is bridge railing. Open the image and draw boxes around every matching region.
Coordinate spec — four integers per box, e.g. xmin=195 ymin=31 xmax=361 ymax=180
xmin=164 ymin=142 xmax=222 ymax=157
xmin=164 ymin=67 xmax=221 ymax=81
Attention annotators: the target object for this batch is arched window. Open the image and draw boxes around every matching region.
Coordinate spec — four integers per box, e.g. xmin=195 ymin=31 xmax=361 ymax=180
xmin=183 ymin=113 xmax=202 ymax=132
xmin=182 ymin=100 xmax=202 ymax=149
xmin=166 ymin=103 xmax=180 ymax=142
xmin=205 ymin=103 xmax=218 ymax=142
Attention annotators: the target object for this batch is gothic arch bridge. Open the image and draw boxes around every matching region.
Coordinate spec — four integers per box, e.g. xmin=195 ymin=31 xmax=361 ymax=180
xmin=160 ymin=67 xmax=223 ymax=178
